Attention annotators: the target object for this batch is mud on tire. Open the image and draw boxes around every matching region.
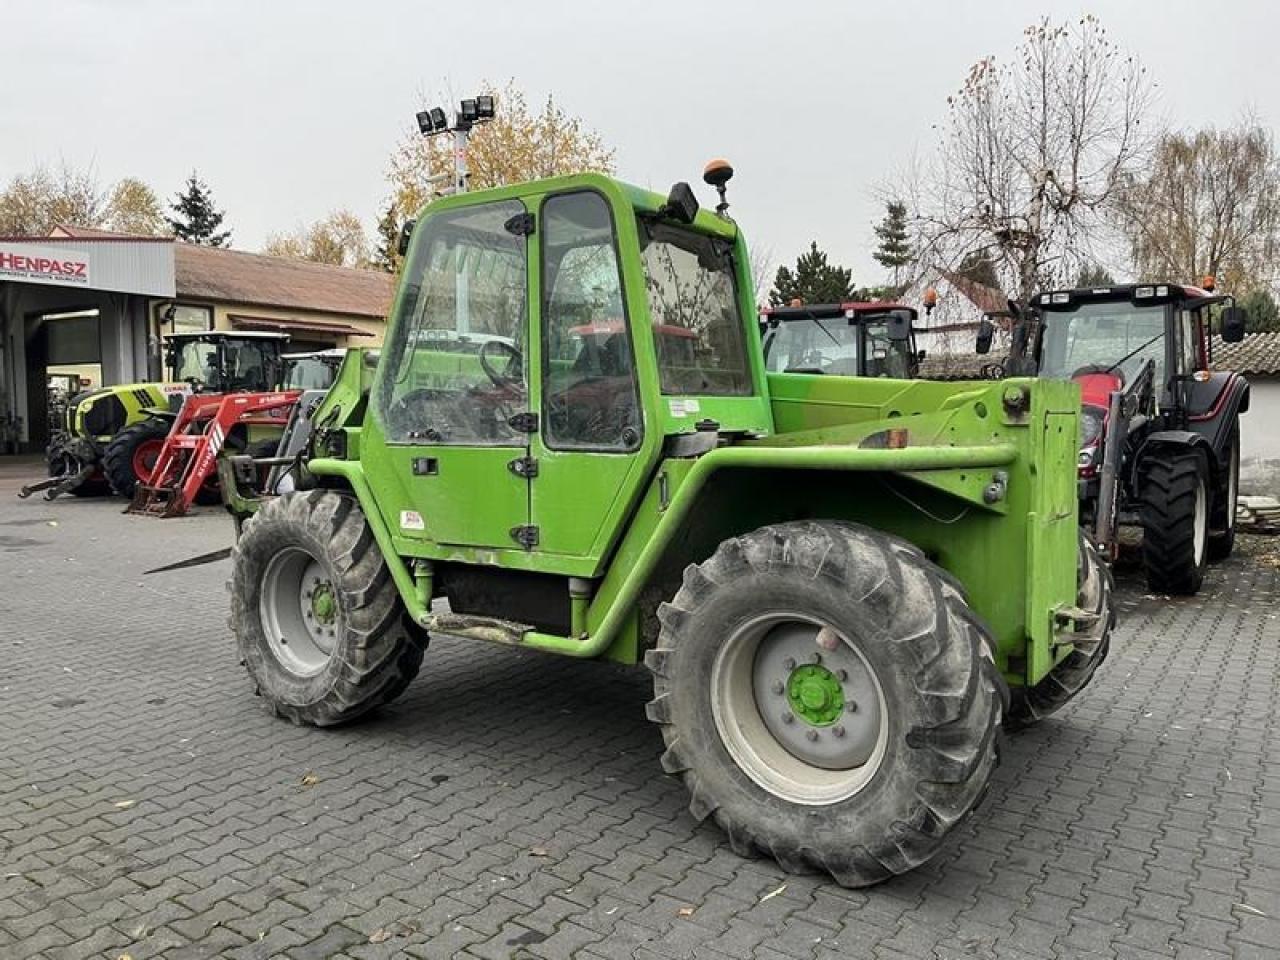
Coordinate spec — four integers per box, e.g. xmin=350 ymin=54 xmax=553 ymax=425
xmin=645 ymin=520 xmax=1007 ymax=888
xmin=230 ymin=489 xmax=425 ymax=726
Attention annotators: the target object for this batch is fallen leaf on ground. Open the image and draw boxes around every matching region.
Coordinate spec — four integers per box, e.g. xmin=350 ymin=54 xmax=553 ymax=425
xmin=369 ymin=929 xmax=393 ymax=943
xmin=529 ymin=846 xmax=550 ymax=857
xmin=113 ymin=800 xmax=136 ymax=809
xmin=300 ymin=773 xmax=318 ymax=787
xmin=759 ymin=884 xmax=787 ymax=903
xmin=676 ymin=906 xmax=695 ymax=918
xmin=1235 ymin=903 xmax=1267 ymax=917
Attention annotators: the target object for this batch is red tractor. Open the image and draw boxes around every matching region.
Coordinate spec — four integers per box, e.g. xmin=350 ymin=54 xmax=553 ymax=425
xmin=758 ymin=302 xmax=923 ymax=378
xmin=976 ymin=281 xmax=1249 ymax=594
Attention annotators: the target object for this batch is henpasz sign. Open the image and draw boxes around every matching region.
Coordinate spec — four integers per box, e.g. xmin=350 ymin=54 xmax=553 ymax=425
xmin=0 ymin=243 xmax=91 ymax=286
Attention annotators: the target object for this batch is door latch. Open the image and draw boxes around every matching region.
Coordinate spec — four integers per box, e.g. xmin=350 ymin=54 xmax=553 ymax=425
xmin=510 ymin=525 xmax=540 ymax=549
xmin=508 ymin=455 xmax=538 ymax=478
xmin=508 ymin=411 xmax=539 ymax=433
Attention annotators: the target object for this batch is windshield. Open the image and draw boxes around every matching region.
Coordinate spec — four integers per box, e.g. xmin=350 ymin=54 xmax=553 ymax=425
xmin=172 ymin=339 xmax=278 ymax=391
xmin=285 ymin=356 xmax=340 ymax=390
xmin=762 ymin=311 xmax=913 ymax=377
xmin=1039 ymin=302 xmax=1166 ymax=384
xmin=638 ymin=220 xmax=751 ymax=395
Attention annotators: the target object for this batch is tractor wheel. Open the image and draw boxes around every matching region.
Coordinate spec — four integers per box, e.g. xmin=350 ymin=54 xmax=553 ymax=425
xmin=1207 ymin=424 xmax=1239 ymax=564
xmin=645 ymin=521 xmax=1007 ymax=888
xmin=1140 ymin=450 xmax=1209 ymax=595
xmin=102 ymin=418 xmax=170 ymax=497
xmin=1007 ymin=534 xmax=1113 ymax=727
xmin=230 ymin=489 xmax=426 ymax=726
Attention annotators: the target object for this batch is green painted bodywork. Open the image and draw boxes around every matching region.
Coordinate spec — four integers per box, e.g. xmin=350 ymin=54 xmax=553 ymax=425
xmin=788 ymin=664 xmax=845 ymax=727
xmin=298 ymin=172 xmax=1083 ymax=690
xmin=68 ymin=383 xmax=184 ymax=442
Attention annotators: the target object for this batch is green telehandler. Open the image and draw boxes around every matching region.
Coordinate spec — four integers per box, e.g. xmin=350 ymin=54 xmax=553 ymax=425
xmin=224 ymin=160 xmax=1114 ymax=887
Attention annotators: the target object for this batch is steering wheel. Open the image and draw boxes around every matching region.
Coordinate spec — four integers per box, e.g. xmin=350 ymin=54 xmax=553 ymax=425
xmin=479 ymin=340 xmax=523 ymax=387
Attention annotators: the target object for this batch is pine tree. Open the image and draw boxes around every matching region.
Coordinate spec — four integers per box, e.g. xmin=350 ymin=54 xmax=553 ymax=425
xmin=769 ymin=242 xmax=856 ymax=307
xmin=872 ymin=201 xmax=913 ymax=286
xmin=1075 ymin=264 xmax=1116 ymax=287
xmin=167 ymin=172 xmax=231 ymax=246
xmin=1239 ymin=288 xmax=1280 ymax=333
xmin=373 ymin=203 xmax=401 ymax=273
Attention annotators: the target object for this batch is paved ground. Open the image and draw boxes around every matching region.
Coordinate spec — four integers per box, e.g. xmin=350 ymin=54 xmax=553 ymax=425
xmin=1 ymin=456 xmax=1278 ymax=960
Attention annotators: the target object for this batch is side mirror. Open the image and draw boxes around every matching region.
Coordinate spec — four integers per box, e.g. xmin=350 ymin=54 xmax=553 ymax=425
xmin=659 ymin=182 xmax=699 ymax=224
xmin=885 ymin=312 xmax=912 ymax=342
xmin=975 ymin=317 xmax=995 ymax=355
xmin=1221 ymin=305 xmax=1247 ymax=344
xmin=916 ymin=349 xmax=927 ymax=362
xmin=397 ymin=219 xmax=416 ymax=257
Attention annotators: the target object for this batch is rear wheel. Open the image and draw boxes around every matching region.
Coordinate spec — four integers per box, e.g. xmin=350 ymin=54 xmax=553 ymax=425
xmin=1140 ymin=451 xmax=1209 ymax=595
xmin=1008 ymin=534 xmax=1113 ymax=727
xmin=1207 ymin=424 xmax=1239 ymax=563
xmin=102 ymin=418 xmax=170 ymax=497
xmin=645 ymin=521 xmax=1006 ymax=887
xmin=230 ymin=490 xmax=426 ymax=726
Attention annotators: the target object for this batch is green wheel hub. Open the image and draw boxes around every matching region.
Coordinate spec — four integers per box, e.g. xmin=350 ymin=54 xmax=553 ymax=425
xmin=310 ymin=583 xmax=337 ymax=625
xmin=787 ymin=664 xmax=844 ymax=726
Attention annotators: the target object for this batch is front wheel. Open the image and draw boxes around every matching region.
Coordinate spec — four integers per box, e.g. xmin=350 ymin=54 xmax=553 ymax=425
xmin=645 ymin=521 xmax=1006 ymax=887
xmin=102 ymin=418 xmax=170 ymax=497
xmin=230 ymin=490 xmax=426 ymax=726
xmin=1140 ymin=451 xmax=1209 ymax=595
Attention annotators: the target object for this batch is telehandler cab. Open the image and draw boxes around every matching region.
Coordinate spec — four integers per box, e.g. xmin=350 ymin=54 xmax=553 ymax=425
xmin=759 ymin=301 xmax=924 ymax=378
xmin=975 ymin=282 xmax=1249 ymax=594
xmin=227 ymin=161 xmax=1114 ymax=886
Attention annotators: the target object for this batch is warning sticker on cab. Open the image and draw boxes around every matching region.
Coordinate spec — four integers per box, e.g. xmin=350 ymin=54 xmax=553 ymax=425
xmin=668 ymin=398 xmax=701 ymax=417
xmin=400 ymin=510 xmax=425 ymax=531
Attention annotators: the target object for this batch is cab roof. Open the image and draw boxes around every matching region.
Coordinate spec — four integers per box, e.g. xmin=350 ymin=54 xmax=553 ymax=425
xmin=760 ymin=302 xmax=915 ymax=321
xmin=1035 ymin=283 xmax=1213 ymax=310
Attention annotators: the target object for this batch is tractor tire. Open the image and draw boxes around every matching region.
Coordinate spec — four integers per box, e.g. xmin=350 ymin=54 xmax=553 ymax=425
xmin=1007 ymin=534 xmax=1113 ymax=727
xmin=1207 ymin=424 xmax=1239 ymax=564
xmin=645 ymin=520 xmax=1007 ymax=888
xmin=102 ymin=418 xmax=170 ymax=497
xmin=1140 ymin=450 xmax=1209 ymax=595
xmin=230 ymin=489 xmax=426 ymax=726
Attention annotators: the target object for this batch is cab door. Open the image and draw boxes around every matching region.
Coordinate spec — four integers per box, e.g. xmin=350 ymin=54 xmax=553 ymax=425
xmin=528 ymin=190 xmax=647 ymax=560
xmin=371 ymin=198 xmax=533 ymax=549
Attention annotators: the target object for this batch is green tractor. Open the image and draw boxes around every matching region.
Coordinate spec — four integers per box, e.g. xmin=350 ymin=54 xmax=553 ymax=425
xmin=21 ymin=331 xmax=290 ymax=501
xmin=225 ymin=164 xmax=1113 ymax=886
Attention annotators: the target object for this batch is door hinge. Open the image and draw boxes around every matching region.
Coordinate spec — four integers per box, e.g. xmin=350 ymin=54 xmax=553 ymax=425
xmin=508 ymin=455 xmax=538 ymax=478
xmin=508 ymin=411 xmax=539 ymax=433
xmin=510 ymin=524 xmax=540 ymax=549
xmin=504 ymin=212 xmax=536 ymax=236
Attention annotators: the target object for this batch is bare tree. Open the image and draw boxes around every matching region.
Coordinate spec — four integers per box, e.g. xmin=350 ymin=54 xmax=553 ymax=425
xmin=264 ymin=210 xmax=370 ymax=268
xmin=1115 ymin=120 xmax=1280 ymax=291
xmin=904 ymin=16 xmax=1153 ymax=307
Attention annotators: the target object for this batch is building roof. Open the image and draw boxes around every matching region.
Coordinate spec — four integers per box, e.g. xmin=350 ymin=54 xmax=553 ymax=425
xmin=52 ymin=224 xmax=395 ymax=319
xmin=1212 ymin=332 xmax=1280 ymax=376
xmin=939 ymin=272 xmax=1008 ymax=314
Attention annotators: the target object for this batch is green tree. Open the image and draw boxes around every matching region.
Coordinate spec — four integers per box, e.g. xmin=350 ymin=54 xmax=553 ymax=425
xmin=769 ymin=242 xmax=856 ymax=306
xmin=372 ymin=202 xmax=402 ymax=273
xmin=872 ymin=201 xmax=913 ymax=286
xmin=168 ymin=172 xmax=230 ymax=246
xmin=1076 ymin=264 xmax=1116 ymax=287
xmin=1239 ymin=288 xmax=1280 ymax=333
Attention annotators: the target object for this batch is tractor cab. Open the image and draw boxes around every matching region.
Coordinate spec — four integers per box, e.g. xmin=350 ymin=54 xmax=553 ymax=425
xmin=760 ymin=302 xmax=920 ymax=378
xmin=978 ymin=282 xmax=1250 ymax=591
xmin=164 ymin=331 xmax=290 ymax=394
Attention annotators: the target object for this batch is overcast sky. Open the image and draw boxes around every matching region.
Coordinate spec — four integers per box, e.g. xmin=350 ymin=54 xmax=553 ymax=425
xmin=3 ymin=1 xmax=1277 ymax=284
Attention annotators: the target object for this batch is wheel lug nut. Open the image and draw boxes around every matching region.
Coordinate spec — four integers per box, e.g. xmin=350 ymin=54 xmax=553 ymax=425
xmin=806 ymin=730 xmax=819 ymax=742
xmin=846 ymin=700 xmax=859 ymax=713
xmin=783 ymin=657 xmax=796 ymax=670
xmin=833 ymin=725 xmax=846 ymax=738
xmin=771 ymin=681 xmax=785 ymax=696
xmin=836 ymin=669 xmax=848 ymax=681
xmin=810 ymin=652 xmax=822 ymax=664
xmin=781 ymin=711 xmax=794 ymax=724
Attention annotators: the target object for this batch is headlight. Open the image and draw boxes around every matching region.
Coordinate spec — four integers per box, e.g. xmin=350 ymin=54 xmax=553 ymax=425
xmin=1079 ymin=405 xmax=1105 ymax=448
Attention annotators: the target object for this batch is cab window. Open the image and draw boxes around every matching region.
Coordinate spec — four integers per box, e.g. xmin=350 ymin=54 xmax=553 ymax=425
xmin=379 ymin=201 xmax=528 ymax=444
xmin=638 ymin=220 xmax=751 ymax=395
xmin=541 ymin=192 xmax=641 ymax=450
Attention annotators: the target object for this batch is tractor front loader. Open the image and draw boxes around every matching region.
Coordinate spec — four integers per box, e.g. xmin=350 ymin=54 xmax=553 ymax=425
xmin=224 ymin=160 xmax=1114 ymax=887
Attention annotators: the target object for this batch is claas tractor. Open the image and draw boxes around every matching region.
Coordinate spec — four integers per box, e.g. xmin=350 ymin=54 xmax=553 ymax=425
xmin=759 ymin=301 xmax=923 ymax=378
xmin=18 ymin=330 xmax=290 ymax=501
xmin=975 ymin=282 xmax=1249 ymax=595
xmin=224 ymin=162 xmax=1113 ymax=887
